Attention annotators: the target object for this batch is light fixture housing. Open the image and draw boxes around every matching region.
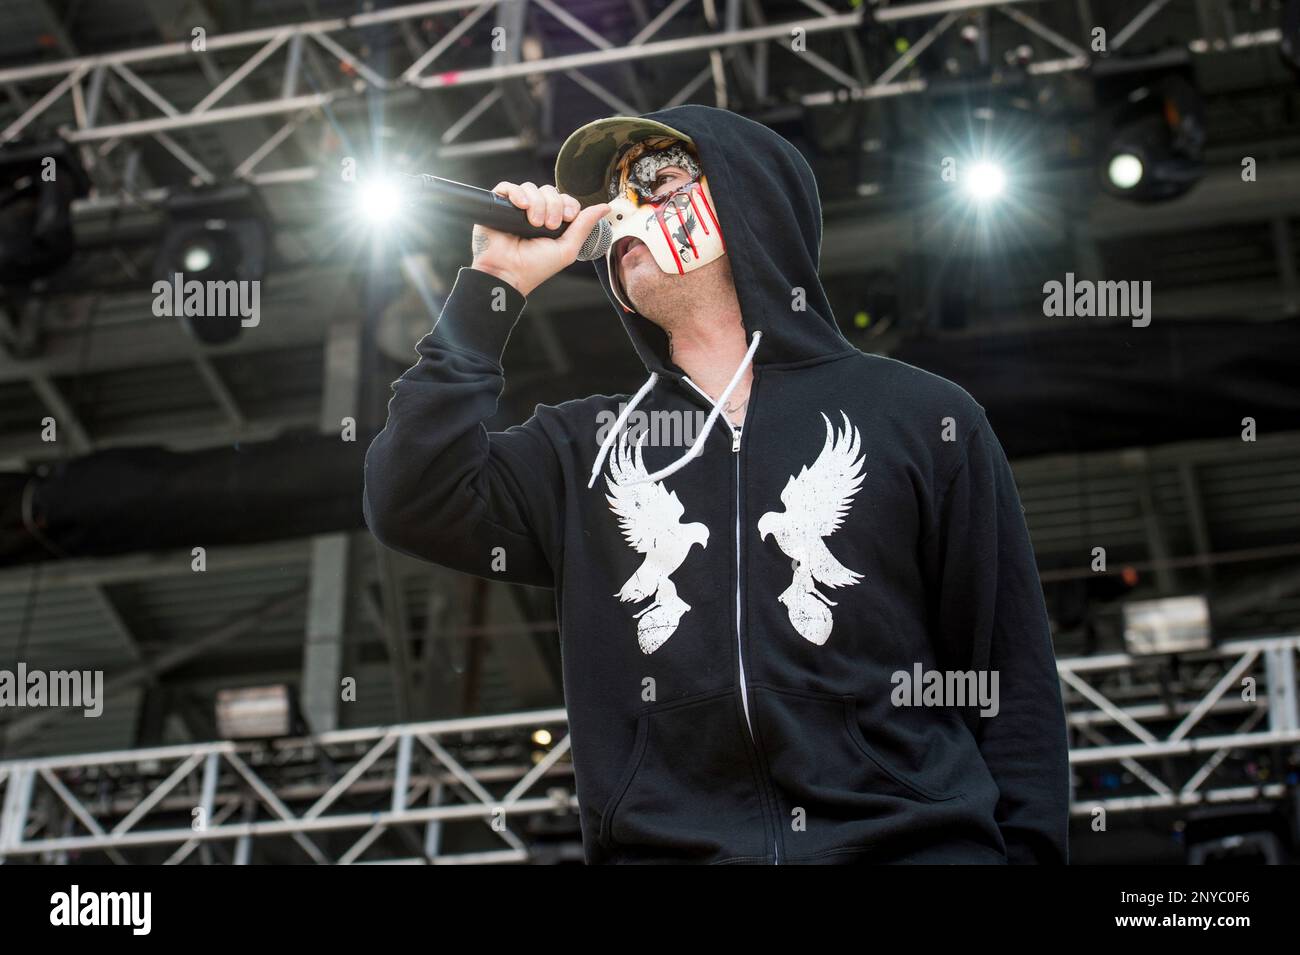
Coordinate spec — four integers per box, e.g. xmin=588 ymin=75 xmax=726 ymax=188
xmin=1122 ymin=594 xmax=1212 ymax=655
xmin=215 ymin=684 xmax=295 ymax=739
xmin=152 ymin=185 xmax=269 ymax=345
xmin=1095 ymin=56 xmax=1205 ymax=203
xmin=0 ymin=139 xmax=91 ymax=285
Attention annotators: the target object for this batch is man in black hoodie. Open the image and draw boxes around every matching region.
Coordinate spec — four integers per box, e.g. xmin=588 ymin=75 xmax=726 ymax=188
xmin=363 ymin=105 xmax=1070 ymax=864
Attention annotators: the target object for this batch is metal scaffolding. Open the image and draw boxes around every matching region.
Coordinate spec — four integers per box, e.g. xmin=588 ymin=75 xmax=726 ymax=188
xmin=0 ymin=0 xmax=1280 ymax=209
xmin=2 ymin=634 xmax=1296 ymax=863
xmin=1064 ymin=634 xmax=1300 ymax=816
xmin=0 ymin=706 xmax=575 ymax=865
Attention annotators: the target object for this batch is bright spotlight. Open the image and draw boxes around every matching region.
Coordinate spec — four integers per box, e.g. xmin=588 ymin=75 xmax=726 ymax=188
xmin=1107 ymin=152 xmax=1144 ymax=190
xmin=965 ymin=162 xmax=1006 ymax=201
xmin=358 ymin=178 xmax=404 ymax=225
xmin=182 ymin=241 xmax=214 ymax=273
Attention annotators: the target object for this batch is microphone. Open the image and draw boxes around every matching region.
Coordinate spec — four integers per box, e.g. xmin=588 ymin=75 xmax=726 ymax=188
xmin=398 ymin=173 xmax=611 ymax=261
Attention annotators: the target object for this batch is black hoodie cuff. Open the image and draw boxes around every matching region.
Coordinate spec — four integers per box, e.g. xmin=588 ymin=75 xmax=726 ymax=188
xmin=430 ymin=266 xmax=529 ymax=365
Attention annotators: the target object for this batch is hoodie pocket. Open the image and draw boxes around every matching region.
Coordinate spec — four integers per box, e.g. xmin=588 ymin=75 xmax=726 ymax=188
xmin=752 ymin=683 xmax=967 ymax=861
xmin=598 ymin=687 xmax=770 ymax=863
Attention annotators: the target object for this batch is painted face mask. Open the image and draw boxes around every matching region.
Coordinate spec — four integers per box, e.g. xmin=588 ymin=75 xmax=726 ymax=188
xmin=602 ymin=137 xmax=727 ymax=312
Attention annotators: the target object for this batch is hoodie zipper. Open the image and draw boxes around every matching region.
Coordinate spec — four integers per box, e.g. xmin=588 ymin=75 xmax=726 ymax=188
xmin=682 ymin=374 xmax=780 ymax=865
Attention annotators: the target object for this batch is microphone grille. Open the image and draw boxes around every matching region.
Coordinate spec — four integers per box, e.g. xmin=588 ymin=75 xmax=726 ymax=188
xmin=576 ymin=217 xmax=612 ymax=262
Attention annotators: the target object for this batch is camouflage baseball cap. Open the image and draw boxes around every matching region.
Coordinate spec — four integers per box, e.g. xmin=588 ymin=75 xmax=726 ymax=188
xmin=554 ymin=115 xmax=695 ymax=208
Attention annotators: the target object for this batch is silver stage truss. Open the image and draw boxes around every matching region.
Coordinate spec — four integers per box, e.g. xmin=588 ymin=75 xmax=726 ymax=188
xmin=0 ymin=0 xmax=1282 ymax=211
xmin=1 ymin=634 xmax=1297 ymax=863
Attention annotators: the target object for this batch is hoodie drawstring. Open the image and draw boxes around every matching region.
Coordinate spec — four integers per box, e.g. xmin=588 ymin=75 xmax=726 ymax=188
xmin=586 ymin=371 xmax=659 ymax=489
xmin=587 ymin=330 xmax=762 ymax=489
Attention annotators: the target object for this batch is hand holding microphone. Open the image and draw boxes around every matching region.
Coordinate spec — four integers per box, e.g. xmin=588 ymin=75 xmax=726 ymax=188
xmin=390 ymin=173 xmax=609 ymax=297
xmin=469 ymin=181 xmax=610 ymax=297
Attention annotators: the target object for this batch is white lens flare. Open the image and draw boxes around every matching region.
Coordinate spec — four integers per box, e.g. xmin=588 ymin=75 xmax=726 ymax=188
xmin=1108 ymin=152 xmax=1144 ymax=190
xmin=965 ymin=162 xmax=1006 ymax=201
xmin=359 ymin=178 xmax=403 ymax=224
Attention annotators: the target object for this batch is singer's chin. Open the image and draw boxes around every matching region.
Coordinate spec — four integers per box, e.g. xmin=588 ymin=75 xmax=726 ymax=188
xmin=614 ymin=259 xmax=641 ymax=304
xmin=619 ymin=266 xmax=662 ymax=318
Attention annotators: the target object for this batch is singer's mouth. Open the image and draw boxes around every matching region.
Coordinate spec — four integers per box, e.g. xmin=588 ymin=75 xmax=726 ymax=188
xmin=616 ymin=238 xmax=645 ymax=264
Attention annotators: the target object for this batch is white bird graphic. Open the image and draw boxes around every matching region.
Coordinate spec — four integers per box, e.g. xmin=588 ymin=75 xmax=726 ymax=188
xmin=757 ymin=411 xmax=866 ymax=646
xmin=605 ymin=429 xmax=709 ymax=654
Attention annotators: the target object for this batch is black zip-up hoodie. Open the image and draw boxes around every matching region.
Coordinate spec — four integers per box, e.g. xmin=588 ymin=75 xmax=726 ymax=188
xmin=363 ymin=104 xmax=1070 ymax=864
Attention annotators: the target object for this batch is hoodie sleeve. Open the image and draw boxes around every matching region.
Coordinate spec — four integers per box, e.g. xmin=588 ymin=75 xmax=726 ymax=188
xmin=927 ymin=410 xmax=1070 ymax=864
xmin=362 ymin=266 xmax=562 ymax=589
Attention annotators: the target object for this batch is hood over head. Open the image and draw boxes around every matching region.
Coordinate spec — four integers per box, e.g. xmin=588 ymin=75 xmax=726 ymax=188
xmin=557 ymin=104 xmax=854 ymax=378
xmin=556 ymin=105 xmax=856 ymax=489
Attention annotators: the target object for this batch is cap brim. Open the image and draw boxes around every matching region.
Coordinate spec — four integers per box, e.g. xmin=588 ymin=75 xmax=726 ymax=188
xmin=554 ymin=116 xmax=694 ymax=208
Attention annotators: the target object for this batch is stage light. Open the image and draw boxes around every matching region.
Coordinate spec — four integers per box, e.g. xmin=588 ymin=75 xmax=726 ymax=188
xmin=215 ymin=684 xmax=293 ymax=739
xmin=1106 ymin=152 xmax=1144 ymax=190
xmin=181 ymin=239 xmax=215 ymax=273
xmin=358 ymin=177 xmax=404 ymax=225
xmin=1095 ymin=63 xmax=1205 ymax=202
xmin=965 ymin=162 xmax=1006 ymax=201
xmin=152 ymin=186 xmax=268 ymax=346
xmin=1122 ymin=595 xmax=1211 ymax=655
xmin=0 ymin=140 xmax=90 ymax=284
xmin=1189 ymin=831 xmax=1283 ymax=865
xmin=532 ymin=728 xmax=553 ymax=746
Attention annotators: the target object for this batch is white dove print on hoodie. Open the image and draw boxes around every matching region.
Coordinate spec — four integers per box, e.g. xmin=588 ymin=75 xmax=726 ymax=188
xmin=757 ymin=410 xmax=866 ymax=645
xmin=605 ymin=428 xmax=709 ymax=653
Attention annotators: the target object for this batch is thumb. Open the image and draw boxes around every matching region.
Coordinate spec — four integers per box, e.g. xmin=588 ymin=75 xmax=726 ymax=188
xmin=559 ymin=203 xmax=611 ymax=259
